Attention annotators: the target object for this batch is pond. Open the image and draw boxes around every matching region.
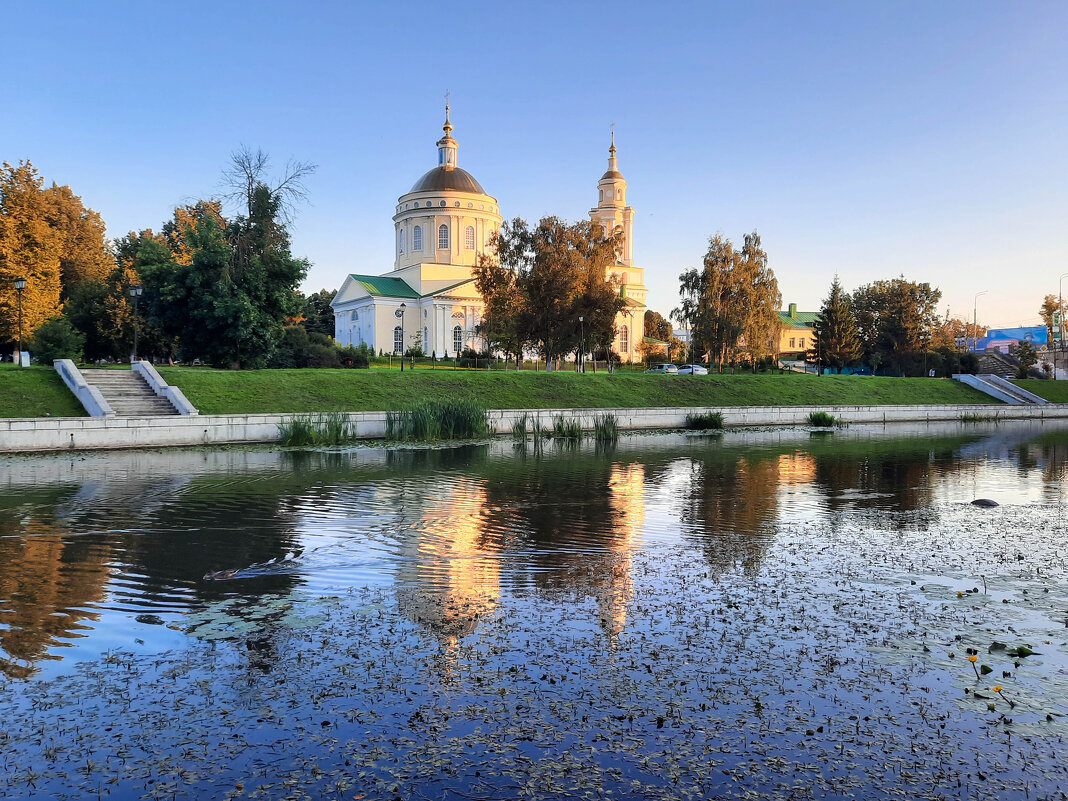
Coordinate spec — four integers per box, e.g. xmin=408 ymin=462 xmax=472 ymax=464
xmin=1 ymin=421 xmax=1066 ymax=799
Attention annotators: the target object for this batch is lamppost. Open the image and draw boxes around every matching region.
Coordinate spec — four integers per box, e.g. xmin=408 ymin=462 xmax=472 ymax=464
xmin=972 ymin=290 xmax=987 ymax=353
xmin=128 ymin=284 xmax=142 ymax=363
xmin=14 ymin=277 xmax=26 ymax=366
xmin=395 ymin=303 xmax=406 ymax=372
xmin=578 ymin=315 xmax=585 ymax=373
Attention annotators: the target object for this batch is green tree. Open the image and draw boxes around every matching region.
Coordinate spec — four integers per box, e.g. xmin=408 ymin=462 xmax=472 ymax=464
xmin=851 ymin=276 xmax=941 ymax=374
xmin=673 ymin=232 xmax=780 ymax=371
xmin=63 ymin=271 xmax=135 ymax=361
xmin=302 ymin=289 xmax=336 ymax=336
xmin=1039 ymin=294 xmax=1064 ymax=343
xmin=811 ymin=277 xmax=862 ymax=369
xmin=30 ymin=315 xmax=85 ymax=363
xmin=1010 ymin=339 xmax=1038 ymax=378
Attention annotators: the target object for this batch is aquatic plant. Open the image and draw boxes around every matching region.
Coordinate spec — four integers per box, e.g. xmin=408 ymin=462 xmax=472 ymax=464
xmin=961 ymin=412 xmax=995 ymax=423
xmin=991 ymin=685 xmax=1015 ymax=707
xmin=968 ymin=654 xmax=980 ymax=680
xmin=552 ymin=415 xmax=582 ymax=440
xmin=386 ymin=398 xmax=489 ymax=441
xmin=684 ymin=411 xmax=724 ymax=430
xmin=512 ymin=412 xmax=529 ymax=440
xmin=807 ymin=411 xmax=838 ymax=428
xmin=277 ymin=412 xmax=355 ymax=446
xmin=592 ymin=413 xmax=619 ymax=443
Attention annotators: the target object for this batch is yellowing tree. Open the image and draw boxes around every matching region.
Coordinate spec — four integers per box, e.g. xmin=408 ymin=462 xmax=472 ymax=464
xmin=0 ymin=162 xmax=63 ymax=344
xmin=163 ymin=201 xmax=225 ymax=265
xmin=43 ymin=183 xmax=113 ymax=292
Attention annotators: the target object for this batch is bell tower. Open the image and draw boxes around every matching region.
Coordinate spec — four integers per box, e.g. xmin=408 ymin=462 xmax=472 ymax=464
xmin=589 ymin=131 xmax=634 ymax=266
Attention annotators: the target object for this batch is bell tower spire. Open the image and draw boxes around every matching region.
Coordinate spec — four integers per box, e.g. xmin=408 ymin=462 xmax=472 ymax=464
xmin=590 ymin=129 xmax=634 ymax=266
xmin=437 ymin=94 xmax=458 ymax=169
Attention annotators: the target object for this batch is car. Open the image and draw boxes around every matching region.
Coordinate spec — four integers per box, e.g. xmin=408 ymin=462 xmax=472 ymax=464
xmin=676 ymin=364 xmax=708 ymax=375
xmin=645 ymin=363 xmax=678 ymax=374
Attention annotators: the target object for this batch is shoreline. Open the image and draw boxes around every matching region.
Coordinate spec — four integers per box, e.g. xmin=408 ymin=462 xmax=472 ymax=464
xmin=2 ymin=402 xmax=1066 ymax=453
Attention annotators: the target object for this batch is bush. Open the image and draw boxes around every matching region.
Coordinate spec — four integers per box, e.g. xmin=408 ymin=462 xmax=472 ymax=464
xmin=31 ymin=316 xmax=85 ymax=364
xmin=337 ymin=343 xmax=371 ymax=369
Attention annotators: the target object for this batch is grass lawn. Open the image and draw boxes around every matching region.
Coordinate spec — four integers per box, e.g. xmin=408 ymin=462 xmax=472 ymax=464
xmin=1012 ymin=379 xmax=1068 ymax=403
xmin=0 ymin=363 xmax=87 ymax=418
xmin=156 ymin=366 xmax=999 ymax=415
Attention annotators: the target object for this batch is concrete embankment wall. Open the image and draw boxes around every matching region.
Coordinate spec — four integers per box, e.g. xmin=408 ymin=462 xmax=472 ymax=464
xmin=2 ymin=404 xmax=1067 ymax=453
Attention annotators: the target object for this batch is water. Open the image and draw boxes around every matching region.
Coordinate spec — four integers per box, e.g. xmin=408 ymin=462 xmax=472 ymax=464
xmin=1 ymin=421 xmax=1067 ymax=799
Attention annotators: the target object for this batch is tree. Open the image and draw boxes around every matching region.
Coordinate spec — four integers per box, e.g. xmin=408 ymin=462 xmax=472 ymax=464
xmin=811 ymin=277 xmax=862 ymax=369
xmin=851 ymin=277 xmax=941 ymax=373
xmin=644 ymin=310 xmax=672 ymax=341
xmin=1039 ymin=294 xmax=1064 ymax=343
xmin=673 ymin=232 xmax=780 ymax=371
xmin=43 ymin=183 xmax=113 ymax=293
xmin=0 ymin=161 xmax=63 ymax=345
xmin=221 ymin=145 xmax=317 ymax=225
xmin=1010 ymin=340 xmax=1038 ymax=378
xmin=476 ymin=217 xmax=624 ymax=369
xmin=63 ymin=271 xmax=136 ymax=361
xmin=30 ymin=315 xmax=85 ymax=364
xmin=303 ymin=289 xmax=337 ymax=336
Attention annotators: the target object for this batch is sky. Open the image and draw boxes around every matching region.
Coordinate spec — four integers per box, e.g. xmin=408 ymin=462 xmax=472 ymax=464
xmin=2 ymin=1 xmax=1066 ymax=328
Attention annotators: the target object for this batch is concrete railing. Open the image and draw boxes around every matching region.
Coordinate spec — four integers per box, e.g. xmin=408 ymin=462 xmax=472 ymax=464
xmin=53 ymin=359 xmax=114 ymax=417
xmin=953 ymin=373 xmax=1047 ymax=405
xmin=3 ymin=403 xmax=1068 ymax=453
xmin=132 ymin=360 xmax=199 ymax=415
xmin=982 ymin=375 xmax=1048 ymax=404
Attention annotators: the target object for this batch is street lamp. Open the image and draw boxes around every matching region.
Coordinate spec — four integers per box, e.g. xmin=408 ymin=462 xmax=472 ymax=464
xmin=1057 ymin=273 xmax=1068 ymax=378
xmin=972 ymin=290 xmax=987 ymax=353
xmin=578 ymin=315 xmax=585 ymax=373
xmin=128 ymin=284 xmax=143 ymax=362
xmin=395 ymin=303 xmax=406 ymax=372
xmin=14 ymin=277 xmax=26 ymax=366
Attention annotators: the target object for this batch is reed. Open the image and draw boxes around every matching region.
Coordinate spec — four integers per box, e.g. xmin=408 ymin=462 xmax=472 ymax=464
xmin=552 ymin=415 xmax=582 ymax=440
xmin=806 ymin=411 xmax=838 ymax=428
xmin=386 ymin=398 xmax=490 ymax=441
xmin=592 ymin=413 xmax=619 ymax=443
xmin=684 ymin=411 xmax=725 ymax=430
xmin=512 ymin=412 xmax=529 ymax=440
xmin=277 ymin=412 xmax=356 ymax=446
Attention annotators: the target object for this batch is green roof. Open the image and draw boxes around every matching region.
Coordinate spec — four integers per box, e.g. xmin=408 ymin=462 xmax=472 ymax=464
xmin=351 ymin=274 xmax=419 ymax=299
xmin=778 ymin=310 xmax=818 ymax=328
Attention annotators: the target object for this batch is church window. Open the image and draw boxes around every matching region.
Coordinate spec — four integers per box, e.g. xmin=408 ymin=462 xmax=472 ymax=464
xmin=467 ymin=202 xmax=473 ymax=208
xmin=413 ymin=226 xmax=422 ymax=251
xmin=789 ymin=337 xmax=796 ymax=348
xmin=619 ymin=325 xmax=629 ymax=353
xmin=799 ymin=338 xmax=806 ymax=348
xmin=454 ymin=201 xmax=460 ymax=207
xmin=616 ymin=189 xmax=622 ymax=200
xmin=465 ymin=226 xmax=475 ymax=249
xmin=426 ymin=201 xmax=433 ymax=207
xmin=599 ymin=189 xmax=603 ymax=202
xmin=438 ymin=224 xmax=450 ymax=250
xmin=440 ymin=200 xmax=446 ymax=207
xmin=399 ymin=229 xmax=406 ymax=253
xmin=424 ymin=326 xmax=429 ymax=351
xmin=453 ymin=324 xmax=463 ymax=353
xmin=620 ymin=272 xmax=628 ymax=285
xmin=394 ymin=326 xmax=403 ymax=354
xmin=350 ymin=310 xmax=359 ymax=322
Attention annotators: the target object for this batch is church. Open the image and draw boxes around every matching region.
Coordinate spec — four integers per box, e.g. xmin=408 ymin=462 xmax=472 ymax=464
xmin=331 ymin=107 xmax=649 ymax=361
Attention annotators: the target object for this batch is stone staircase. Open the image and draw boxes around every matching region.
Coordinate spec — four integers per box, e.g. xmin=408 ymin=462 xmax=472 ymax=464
xmin=80 ymin=369 xmax=180 ymax=416
xmin=976 ymin=351 xmax=1018 ymax=378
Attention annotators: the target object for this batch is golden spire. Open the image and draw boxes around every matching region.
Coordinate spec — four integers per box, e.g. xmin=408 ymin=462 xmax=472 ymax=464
xmin=610 ymin=124 xmax=616 ymax=156
xmin=443 ymin=91 xmax=452 ymax=136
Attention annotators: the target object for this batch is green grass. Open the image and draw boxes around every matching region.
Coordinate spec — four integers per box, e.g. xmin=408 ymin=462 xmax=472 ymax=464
xmin=154 ymin=367 xmax=999 ymax=415
xmin=1012 ymin=379 xmax=1068 ymax=403
xmin=0 ymin=363 xmax=86 ymax=418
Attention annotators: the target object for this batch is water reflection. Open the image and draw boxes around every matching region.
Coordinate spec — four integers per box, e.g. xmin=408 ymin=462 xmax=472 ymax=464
xmin=1 ymin=420 xmax=1067 ymax=677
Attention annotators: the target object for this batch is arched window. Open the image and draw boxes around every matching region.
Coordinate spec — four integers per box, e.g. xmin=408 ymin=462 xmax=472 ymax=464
xmin=438 ymin=223 xmax=450 ymax=250
xmin=620 ymin=272 xmax=629 ymax=285
xmin=619 ymin=325 xmax=629 ymax=353
xmin=413 ymin=226 xmax=422 ymax=251
xmin=423 ymin=326 xmax=429 ymax=352
xmin=616 ymin=189 xmax=622 ymax=200
xmin=350 ymin=310 xmax=359 ymax=322
xmin=453 ymin=324 xmax=462 ymax=353
xmin=394 ymin=326 xmax=403 ymax=354
xmin=599 ymin=189 xmax=604 ymax=202
xmin=399 ymin=229 xmax=406 ymax=253
xmin=465 ymin=225 xmax=475 ymax=249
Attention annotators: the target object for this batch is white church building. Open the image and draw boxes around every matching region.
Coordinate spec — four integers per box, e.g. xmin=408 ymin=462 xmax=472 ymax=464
xmin=331 ymin=108 xmax=648 ymax=361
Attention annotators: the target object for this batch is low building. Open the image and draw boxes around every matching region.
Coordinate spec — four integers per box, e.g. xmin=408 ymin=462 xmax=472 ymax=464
xmin=778 ymin=303 xmax=817 ymax=356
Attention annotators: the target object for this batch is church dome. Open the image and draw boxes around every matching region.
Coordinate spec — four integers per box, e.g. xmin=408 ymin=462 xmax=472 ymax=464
xmin=410 ymin=166 xmax=486 ymax=194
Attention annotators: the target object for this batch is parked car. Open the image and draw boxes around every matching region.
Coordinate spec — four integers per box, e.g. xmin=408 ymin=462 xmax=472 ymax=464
xmin=645 ymin=363 xmax=679 ymax=374
xmin=677 ymin=364 xmax=708 ymax=375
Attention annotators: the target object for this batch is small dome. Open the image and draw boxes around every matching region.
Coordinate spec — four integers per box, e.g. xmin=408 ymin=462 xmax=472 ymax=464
xmin=601 ymin=169 xmax=624 ymax=180
xmin=410 ymin=166 xmax=486 ymax=194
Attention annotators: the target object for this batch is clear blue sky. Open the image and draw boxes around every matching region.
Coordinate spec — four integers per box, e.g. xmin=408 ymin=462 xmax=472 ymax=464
xmin=3 ymin=1 xmax=1065 ymax=328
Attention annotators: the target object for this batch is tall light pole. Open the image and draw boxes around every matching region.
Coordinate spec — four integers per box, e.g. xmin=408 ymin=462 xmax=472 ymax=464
xmin=578 ymin=315 xmax=585 ymax=373
xmin=1057 ymin=273 xmax=1068 ymax=379
xmin=395 ymin=303 xmax=406 ymax=372
xmin=128 ymin=284 xmax=142 ymax=362
xmin=972 ymin=290 xmax=988 ymax=353
xmin=14 ymin=277 xmax=26 ymax=366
